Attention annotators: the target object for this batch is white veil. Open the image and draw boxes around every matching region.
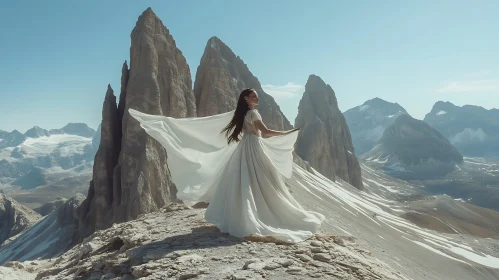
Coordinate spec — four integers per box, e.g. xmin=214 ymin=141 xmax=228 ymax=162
xmin=128 ymin=109 xmax=299 ymax=204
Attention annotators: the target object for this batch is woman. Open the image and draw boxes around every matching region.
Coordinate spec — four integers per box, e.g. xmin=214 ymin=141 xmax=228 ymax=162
xmin=129 ymin=88 xmax=324 ymax=243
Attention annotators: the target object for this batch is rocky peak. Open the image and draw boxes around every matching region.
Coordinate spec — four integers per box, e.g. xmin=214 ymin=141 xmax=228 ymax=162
xmin=0 ymin=194 xmax=41 ymax=244
xmin=194 ymin=36 xmax=240 ymax=118
xmin=424 ymin=101 xmax=499 ymax=157
xmin=344 ymin=98 xmax=409 ymax=155
xmin=75 ymin=84 xmax=121 ymax=239
xmin=129 ymin=7 xmax=196 ymax=118
xmin=429 ymin=101 xmax=455 ymax=112
xmin=386 ymin=114 xmax=464 ymax=163
xmin=194 ymin=36 xmax=291 ymax=130
xmin=0 ymin=130 xmax=26 ymax=148
xmin=33 ymin=197 xmax=67 ymax=216
xmin=49 ymin=123 xmax=95 ymax=138
xmin=117 ymin=61 xmax=129 ymax=123
xmin=0 ymin=194 xmax=85 ymax=263
xmin=295 ymin=75 xmax=339 ymax=121
xmin=364 ymin=114 xmax=463 ymax=180
xmin=425 ymin=101 xmax=499 ymax=133
xmin=58 ymin=194 xmax=85 ymax=225
xmin=75 ymin=7 xmax=196 ymax=242
xmin=295 ymin=75 xmax=363 ymax=190
xmin=24 ymin=126 xmax=50 ymax=138
xmin=362 ymin=98 xmax=407 ymax=115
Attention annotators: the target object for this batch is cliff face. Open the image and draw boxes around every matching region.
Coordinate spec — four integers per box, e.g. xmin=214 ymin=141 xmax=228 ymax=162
xmin=194 ymin=36 xmax=292 ymax=130
xmin=76 ymin=85 xmax=121 ymax=236
xmin=75 ymin=8 xmax=197 ymax=241
xmin=295 ymin=75 xmax=363 ymax=190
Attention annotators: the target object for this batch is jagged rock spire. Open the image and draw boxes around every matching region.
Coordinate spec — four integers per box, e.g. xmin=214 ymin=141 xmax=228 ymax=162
xmin=194 ymin=36 xmax=291 ymax=130
xmin=75 ymin=7 xmax=196 ymax=241
xmin=295 ymin=75 xmax=363 ymax=190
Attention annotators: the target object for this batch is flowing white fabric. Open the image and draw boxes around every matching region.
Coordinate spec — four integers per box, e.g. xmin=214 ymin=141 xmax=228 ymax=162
xmin=128 ymin=108 xmax=325 ymax=243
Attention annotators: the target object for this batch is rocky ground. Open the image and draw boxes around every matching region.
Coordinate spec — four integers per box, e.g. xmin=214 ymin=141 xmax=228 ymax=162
xmin=0 ymin=194 xmax=41 ymax=244
xmin=0 ymin=204 xmax=407 ymax=280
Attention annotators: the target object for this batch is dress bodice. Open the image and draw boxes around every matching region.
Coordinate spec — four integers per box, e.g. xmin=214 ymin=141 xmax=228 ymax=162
xmin=243 ymin=109 xmax=262 ymax=136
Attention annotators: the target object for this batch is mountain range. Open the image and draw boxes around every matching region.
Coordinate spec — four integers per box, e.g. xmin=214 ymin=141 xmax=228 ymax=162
xmin=424 ymin=101 xmax=499 ymax=157
xmin=344 ymin=99 xmax=499 ymax=158
xmin=344 ymin=98 xmax=499 ymax=212
xmin=0 ymin=123 xmax=98 ymax=209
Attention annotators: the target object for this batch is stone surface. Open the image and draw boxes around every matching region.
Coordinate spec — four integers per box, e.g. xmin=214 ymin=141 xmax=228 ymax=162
xmin=2 ymin=207 xmax=404 ymax=280
xmin=295 ymin=75 xmax=363 ymax=189
xmin=310 ymin=240 xmax=322 ymax=247
xmin=313 ymin=253 xmax=332 ymax=262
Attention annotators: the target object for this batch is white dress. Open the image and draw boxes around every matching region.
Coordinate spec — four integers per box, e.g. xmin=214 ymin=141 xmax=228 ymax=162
xmin=128 ymin=108 xmax=325 ymax=243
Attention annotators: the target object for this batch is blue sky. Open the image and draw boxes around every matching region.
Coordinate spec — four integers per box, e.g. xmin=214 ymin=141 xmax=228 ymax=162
xmin=1 ymin=0 xmax=498 ymax=132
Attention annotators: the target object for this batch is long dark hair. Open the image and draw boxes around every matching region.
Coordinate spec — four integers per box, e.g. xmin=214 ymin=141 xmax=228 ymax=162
xmin=221 ymin=88 xmax=255 ymax=144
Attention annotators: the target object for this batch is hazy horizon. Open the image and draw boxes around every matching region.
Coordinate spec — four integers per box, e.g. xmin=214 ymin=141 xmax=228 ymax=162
xmin=1 ymin=0 xmax=498 ymax=132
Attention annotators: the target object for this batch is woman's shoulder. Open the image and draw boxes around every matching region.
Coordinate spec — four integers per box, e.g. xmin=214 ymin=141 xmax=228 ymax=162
xmin=248 ymin=109 xmax=262 ymax=120
xmin=245 ymin=109 xmax=254 ymax=117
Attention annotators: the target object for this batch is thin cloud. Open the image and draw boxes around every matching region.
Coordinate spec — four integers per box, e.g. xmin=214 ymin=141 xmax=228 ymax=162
xmin=436 ymin=71 xmax=499 ymax=93
xmin=262 ymin=83 xmax=304 ymax=99
xmin=464 ymin=70 xmax=494 ymax=78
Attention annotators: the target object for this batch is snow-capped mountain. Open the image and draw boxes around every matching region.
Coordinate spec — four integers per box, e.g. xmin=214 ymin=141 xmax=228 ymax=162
xmin=344 ymin=98 xmax=409 ymax=155
xmin=0 ymin=123 xmax=99 ymax=207
xmin=48 ymin=123 xmax=95 ymax=138
xmin=0 ymin=130 xmax=26 ymax=149
xmin=24 ymin=126 xmax=50 ymax=138
xmin=424 ymin=101 xmax=499 ymax=157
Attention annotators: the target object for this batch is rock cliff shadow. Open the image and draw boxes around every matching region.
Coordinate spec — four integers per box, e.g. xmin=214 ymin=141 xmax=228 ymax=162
xmin=127 ymin=225 xmax=243 ymax=261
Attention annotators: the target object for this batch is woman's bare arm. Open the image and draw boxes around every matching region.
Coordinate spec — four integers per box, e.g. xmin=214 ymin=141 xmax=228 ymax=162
xmin=254 ymin=120 xmax=299 ymax=137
